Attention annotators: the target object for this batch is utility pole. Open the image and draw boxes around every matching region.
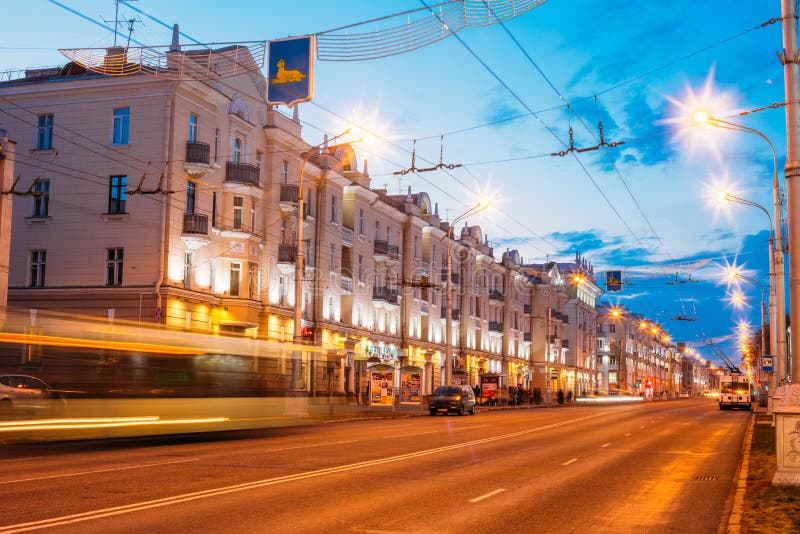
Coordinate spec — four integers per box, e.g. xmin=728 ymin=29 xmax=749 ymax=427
xmin=781 ymin=0 xmax=800 ymax=384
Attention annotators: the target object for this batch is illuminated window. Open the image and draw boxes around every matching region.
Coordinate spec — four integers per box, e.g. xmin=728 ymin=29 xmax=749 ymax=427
xmin=229 ymin=262 xmax=241 ymax=297
xmin=233 ymin=196 xmax=243 ymax=230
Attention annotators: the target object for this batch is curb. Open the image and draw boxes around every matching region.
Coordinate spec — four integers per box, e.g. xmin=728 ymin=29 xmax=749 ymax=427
xmin=724 ymin=413 xmax=755 ymax=534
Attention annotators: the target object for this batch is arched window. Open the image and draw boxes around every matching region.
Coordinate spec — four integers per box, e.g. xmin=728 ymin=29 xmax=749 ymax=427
xmin=232 ymin=138 xmax=242 ymax=163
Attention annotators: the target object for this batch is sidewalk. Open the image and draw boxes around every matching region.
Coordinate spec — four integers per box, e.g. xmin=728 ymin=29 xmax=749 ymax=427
xmin=727 ymin=406 xmax=800 ymax=533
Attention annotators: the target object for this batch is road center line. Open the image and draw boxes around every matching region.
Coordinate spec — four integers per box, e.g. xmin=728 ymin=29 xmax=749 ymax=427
xmin=469 ymin=488 xmax=506 ymax=503
xmin=0 ymin=458 xmax=200 ymax=485
xmin=562 ymin=458 xmax=578 ymax=466
xmin=601 ymin=443 xmax=611 ymax=448
xmin=0 ymin=457 xmax=46 ymax=463
xmin=0 ymin=411 xmax=616 ymax=532
xmin=263 ymin=440 xmax=359 ymax=452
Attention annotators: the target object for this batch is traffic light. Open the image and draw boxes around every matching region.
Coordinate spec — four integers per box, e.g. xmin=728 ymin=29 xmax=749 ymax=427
xmin=645 ymin=379 xmax=652 ymax=388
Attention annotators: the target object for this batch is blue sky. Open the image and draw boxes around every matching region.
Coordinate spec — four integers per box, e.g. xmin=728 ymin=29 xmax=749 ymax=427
xmin=1 ymin=0 xmax=789 ymax=366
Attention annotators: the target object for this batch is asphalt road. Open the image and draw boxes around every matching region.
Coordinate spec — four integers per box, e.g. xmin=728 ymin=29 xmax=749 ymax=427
xmin=0 ymin=399 xmax=749 ymax=533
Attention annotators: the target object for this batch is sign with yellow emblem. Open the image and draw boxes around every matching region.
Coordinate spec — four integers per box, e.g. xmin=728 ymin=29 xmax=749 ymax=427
xmin=267 ymin=35 xmax=314 ymax=107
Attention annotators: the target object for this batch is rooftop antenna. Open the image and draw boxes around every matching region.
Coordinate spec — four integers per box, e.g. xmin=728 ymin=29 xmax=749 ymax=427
xmin=104 ymin=0 xmax=139 ymax=47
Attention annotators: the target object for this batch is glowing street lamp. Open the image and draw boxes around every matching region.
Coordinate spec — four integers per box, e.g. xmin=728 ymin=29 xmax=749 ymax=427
xmin=443 ymin=199 xmax=490 ymax=385
xmin=725 ymin=269 xmax=767 ymax=385
xmin=694 ymin=110 xmax=787 ymax=384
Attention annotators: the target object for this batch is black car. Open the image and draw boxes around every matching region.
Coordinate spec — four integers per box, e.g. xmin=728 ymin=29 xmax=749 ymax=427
xmin=428 ymin=385 xmax=476 ymax=416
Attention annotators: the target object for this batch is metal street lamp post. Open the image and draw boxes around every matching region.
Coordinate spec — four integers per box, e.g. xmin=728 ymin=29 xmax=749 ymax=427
xmin=443 ymin=200 xmax=489 ymax=385
xmin=696 ymin=111 xmax=787 ymax=384
xmin=291 ymin=130 xmax=358 ymax=390
xmin=728 ymin=272 xmax=768 ymax=388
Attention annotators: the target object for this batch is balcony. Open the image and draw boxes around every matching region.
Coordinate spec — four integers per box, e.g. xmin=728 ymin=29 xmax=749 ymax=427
xmin=181 ymin=212 xmax=210 ymax=249
xmin=342 ymin=226 xmax=354 ymax=247
xmin=523 ymin=332 xmax=532 ymax=342
xmin=524 ymin=304 xmax=532 ymax=315
xmin=373 ymin=240 xmax=399 ymax=263
xmin=488 ymin=321 xmax=503 ymax=333
xmin=488 ymin=289 xmax=504 ymax=302
xmin=225 ymin=161 xmax=259 ymax=186
xmin=440 ymin=270 xmax=459 ymax=285
xmin=278 ymin=243 xmax=297 ymax=264
xmin=372 ymin=286 xmax=399 ymax=305
xmin=278 ymin=184 xmax=299 ymax=213
xmin=420 ymin=300 xmax=429 ymax=314
xmin=339 ymin=275 xmax=353 ymax=294
xmin=561 ymin=339 xmax=570 ymax=349
xmin=549 ymin=334 xmax=559 ymax=344
xmin=440 ymin=308 xmax=460 ymax=320
xmin=184 ymin=141 xmax=212 ymax=177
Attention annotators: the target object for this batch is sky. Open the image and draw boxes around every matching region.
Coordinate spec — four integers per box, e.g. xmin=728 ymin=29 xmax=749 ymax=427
xmin=1 ymin=0 xmax=792 ymax=366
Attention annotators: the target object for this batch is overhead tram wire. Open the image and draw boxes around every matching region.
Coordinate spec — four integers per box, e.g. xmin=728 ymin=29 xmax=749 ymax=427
xmin=419 ymin=0 xmax=647 ymax=250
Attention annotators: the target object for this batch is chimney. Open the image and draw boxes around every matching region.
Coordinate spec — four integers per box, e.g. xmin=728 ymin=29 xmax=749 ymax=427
xmin=170 ymin=24 xmax=181 ymax=52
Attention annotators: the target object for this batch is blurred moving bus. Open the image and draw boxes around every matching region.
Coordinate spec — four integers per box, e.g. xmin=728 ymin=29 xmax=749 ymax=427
xmin=718 ymin=373 xmax=752 ymax=411
xmin=0 ymin=308 xmax=340 ymax=442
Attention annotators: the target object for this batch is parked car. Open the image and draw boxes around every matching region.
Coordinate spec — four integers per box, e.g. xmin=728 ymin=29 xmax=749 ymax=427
xmin=428 ymin=385 xmax=476 ymax=416
xmin=0 ymin=374 xmax=66 ymax=415
xmin=679 ymin=391 xmax=690 ymax=398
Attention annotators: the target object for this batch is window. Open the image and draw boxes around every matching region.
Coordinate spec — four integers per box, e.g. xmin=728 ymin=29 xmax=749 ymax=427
xmin=248 ymin=262 xmax=258 ymax=299
xmin=359 ymin=209 xmax=365 ymax=234
xmin=229 ymin=262 xmax=241 ymax=296
xmin=212 ymin=192 xmax=218 ymax=227
xmin=609 ymin=323 xmax=616 ymax=334
xmin=232 ymin=138 xmax=242 ymax=163
xmin=358 ymin=255 xmax=364 ymax=282
xmin=233 ymin=196 xmax=243 ymax=230
xmin=183 ymin=252 xmax=193 ymax=289
xmin=250 ymin=201 xmax=256 ymax=232
xmin=29 ymin=250 xmax=46 ymax=288
xmin=330 ymin=195 xmax=336 ymax=223
xmin=106 ymin=248 xmax=124 ymax=286
xmin=36 ymin=114 xmax=53 ymax=150
xmin=32 ymin=179 xmax=50 ymax=217
xmin=375 ymin=221 xmax=379 ymax=240
xmin=281 ymin=160 xmax=289 ymax=184
xmin=330 ymin=243 xmax=336 ymax=271
xmin=189 ymin=113 xmax=198 ymax=142
xmin=597 ymin=339 xmax=604 ymax=351
xmin=214 ymin=129 xmax=220 ymax=162
xmin=414 ymin=236 xmax=419 ymax=259
xmin=108 ymin=175 xmax=126 ymax=214
xmin=307 ymin=190 xmax=314 ymax=216
xmin=185 ymin=181 xmax=195 ymax=214
xmin=112 ymin=108 xmax=129 ymax=145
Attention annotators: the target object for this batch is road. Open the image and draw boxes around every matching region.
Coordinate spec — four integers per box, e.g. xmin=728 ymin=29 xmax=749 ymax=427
xmin=0 ymin=399 xmax=748 ymax=533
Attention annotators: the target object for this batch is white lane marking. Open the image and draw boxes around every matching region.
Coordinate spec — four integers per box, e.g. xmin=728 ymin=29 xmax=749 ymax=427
xmin=0 ymin=411 xmax=615 ymax=532
xmin=0 ymin=458 xmax=200 ymax=485
xmin=625 ymin=432 xmax=632 ymax=437
xmin=382 ymin=431 xmax=438 ymax=439
xmin=0 ymin=457 xmax=46 ymax=463
xmin=469 ymin=488 xmax=506 ymax=503
xmin=458 ymin=425 xmax=490 ymax=430
xmin=263 ymin=440 xmax=359 ymax=452
xmin=601 ymin=443 xmax=611 ymax=448
xmin=561 ymin=458 xmax=578 ymax=466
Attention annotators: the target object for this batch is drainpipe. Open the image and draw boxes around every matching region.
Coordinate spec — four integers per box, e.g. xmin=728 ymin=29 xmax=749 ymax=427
xmin=155 ymin=82 xmax=179 ymax=317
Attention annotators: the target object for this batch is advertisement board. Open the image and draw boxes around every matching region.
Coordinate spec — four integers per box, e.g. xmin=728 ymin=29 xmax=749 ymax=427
xmin=369 ymin=365 xmax=394 ymax=407
xmin=399 ymin=367 xmax=422 ymax=404
xmin=480 ymin=375 xmax=499 ymax=402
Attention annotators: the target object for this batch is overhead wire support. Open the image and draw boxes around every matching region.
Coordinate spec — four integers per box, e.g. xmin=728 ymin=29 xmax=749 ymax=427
xmin=393 ymin=136 xmax=462 ymax=175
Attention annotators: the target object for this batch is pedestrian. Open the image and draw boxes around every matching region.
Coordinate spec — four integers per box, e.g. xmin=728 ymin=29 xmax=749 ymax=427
xmin=473 ymin=384 xmax=481 ymax=404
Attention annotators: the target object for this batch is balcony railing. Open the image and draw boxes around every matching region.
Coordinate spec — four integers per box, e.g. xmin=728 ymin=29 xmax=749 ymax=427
xmin=488 ymin=321 xmax=503 ymax=332
xmin=561 ymin=339 xmax=570 ymax=348
xmin=342 ymin=226 xmax=354 ymax=247
xmin=420 ymin=301 xmax=429 ymax=314
xmin=524 ymin=304 xmax=532 ymax=315
xmin=182 ymin=212 xmax=208 ymax=235
xmin=372 ymin=286 xmax=399 ymax=304
xmin=185 ymin=141 xmax=210 ymax=165
xmin=225 ymin=161 xmax=260 ymax=186
xmin=279 ymin=184 xmax=299 ymax=203
xmin=549 ymin=334 xmax=558 ymax=343
xmin=278 ymin=244 xmax=297 ymax=263
xmin=440 ymin=270 xmax=460 ymax=284
xmin=488 ymin=289 xmax=504 ymax=302
xmin=440 ymin=308 xmax=460 ymax=320
xmin=523 ymin=332 xmax=532 ymax=342
xmin=339 ymin=275 xmax=353 ymax=293
xmin=373 ymin=240 xmax=400 ymax=260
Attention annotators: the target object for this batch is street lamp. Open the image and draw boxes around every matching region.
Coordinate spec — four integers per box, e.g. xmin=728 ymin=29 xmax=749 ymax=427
xmin=726 ymin=269 xmax=768 ymax=387
xmin=443 ymin=199 xmax=489 ymax=385
xmin=291 ymin=129 xmax=361 ymax=390
xmin=695 ymin=111 xmax=787 ymax=384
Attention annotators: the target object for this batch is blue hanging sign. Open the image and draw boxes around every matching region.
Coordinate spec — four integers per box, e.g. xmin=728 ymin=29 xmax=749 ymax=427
xmin=267 ymin=36 xmax=315 ymax=108
xmin=606 ymin=271 xmax=623 ymax=292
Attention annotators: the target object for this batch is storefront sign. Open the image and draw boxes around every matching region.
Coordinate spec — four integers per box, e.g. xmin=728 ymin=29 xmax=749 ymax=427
xmin=369 ymin=366 xmax=394 ymax=407
xmin=364 ymin=343 xmax=397 ymax=360
xmin=399 ymin=367 xmax=422 ymax=404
